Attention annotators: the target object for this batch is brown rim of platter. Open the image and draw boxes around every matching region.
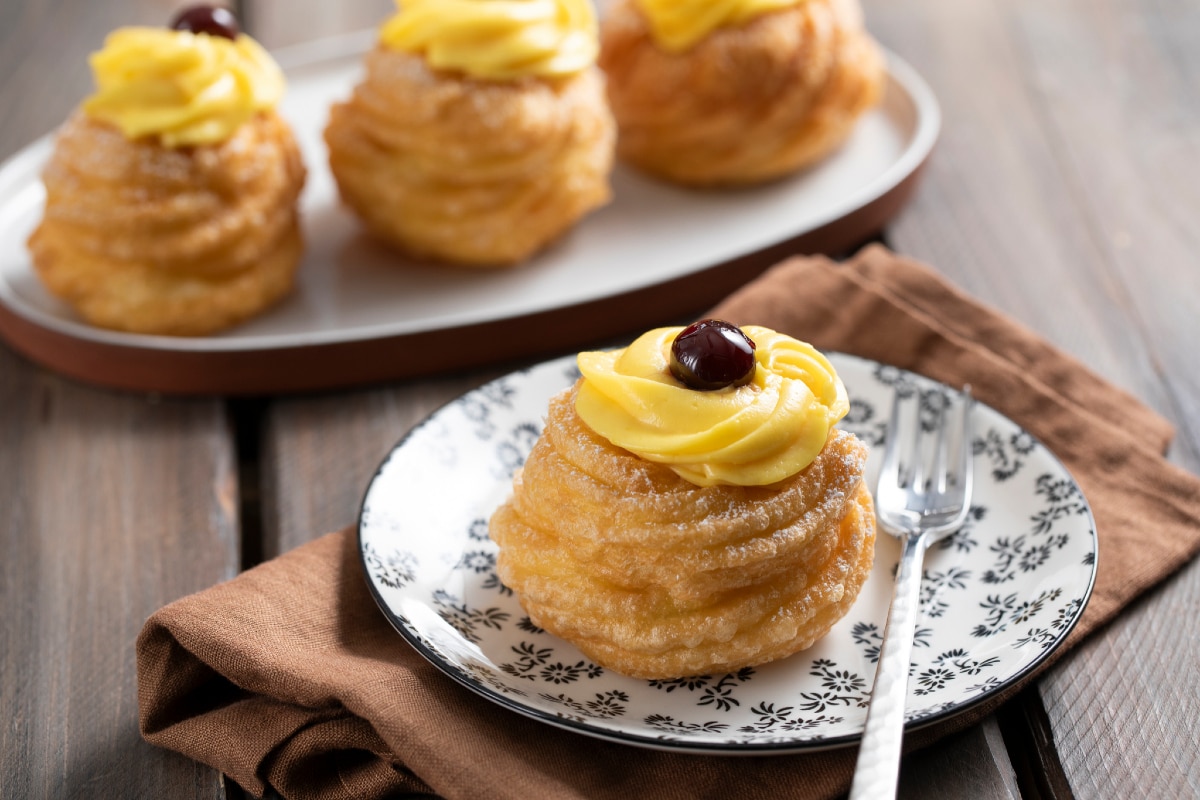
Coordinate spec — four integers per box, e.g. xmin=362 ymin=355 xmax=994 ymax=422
xmin=0 ymin=162 xmax=925 ymax=397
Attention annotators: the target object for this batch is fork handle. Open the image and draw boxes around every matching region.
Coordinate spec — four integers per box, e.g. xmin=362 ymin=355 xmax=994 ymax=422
xmin=849 ymin=532 xmax=928 ymax=800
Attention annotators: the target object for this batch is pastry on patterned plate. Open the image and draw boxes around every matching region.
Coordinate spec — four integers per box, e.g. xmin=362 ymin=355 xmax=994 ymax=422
xmin=27 ymin=5 xmax=306 ymax=336
xmin=324 ymin=0 xmax=615 ymax=267
xmin=489 ymin=320 xmax=875 ymax=680
xmin=598 ymin=0 xmax=885 ymax=186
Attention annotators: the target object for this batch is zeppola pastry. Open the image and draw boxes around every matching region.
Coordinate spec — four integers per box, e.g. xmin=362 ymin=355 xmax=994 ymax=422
xmin=27 ymin=5 xmax=306 ymax=336
xmin=324 ymin=0 xmax=615 ymax=267
xmin=490 ymin=320 xmax=875 ymax=679
xmin=599 ymin=0 xmax=885 ymax=186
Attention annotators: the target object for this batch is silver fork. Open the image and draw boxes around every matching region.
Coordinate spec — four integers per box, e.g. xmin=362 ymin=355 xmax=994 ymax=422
xmin=849 ymin=383 xmax=975 ymax=800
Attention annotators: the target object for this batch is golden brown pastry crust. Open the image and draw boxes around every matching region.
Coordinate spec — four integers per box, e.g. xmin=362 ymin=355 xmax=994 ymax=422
xmin=324 ymin=48 xmax=615 ymax=267
xmin=489 ymin=384 xmax=876 ymax=680
xmin=27 ymin=111 xmax=306 ymax=336
xmin=599 ymin=0 xmax=885 ymax=186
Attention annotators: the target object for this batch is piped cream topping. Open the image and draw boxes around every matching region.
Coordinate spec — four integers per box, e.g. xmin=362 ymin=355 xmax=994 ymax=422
xmin=575 ymin=325 xmax=848 ymax=486
xmin=380 ymin=0 xmax=599 ymax=80
xmin=633 ymin=0 xmax=804 ymax=53
xmin=82 ymin=27 xmax=284 ymax=148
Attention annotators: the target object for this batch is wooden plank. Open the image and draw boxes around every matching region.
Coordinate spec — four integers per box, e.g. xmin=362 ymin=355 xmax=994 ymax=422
xmin=991 ymin=1 xmax=1200 ymax=796
xmin=992 ymin=0 xmax=1200 ymax=451
xmin=861 ymin=0 xmax=1200 ymax=795
xmin=0 ymin=2 xmax=239 ymax=797
xmin=0 ymin=0 xmax=181 ymax=161
xmin=900 ymin=719 xmax=1019 ymax=800
xmin=242 ymin=0 xmax=392 ymax=49
xmin=858 ymin=0 xmax=1175 ymax=412
xmin=261 ymin=370 xmax=502 ymax=556
xmin=0 ymin=345 xmax=239 ymax=799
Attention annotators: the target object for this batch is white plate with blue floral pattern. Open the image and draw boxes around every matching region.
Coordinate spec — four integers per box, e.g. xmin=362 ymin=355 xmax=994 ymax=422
xmin=357 ymin=353 xmax=1097 ymax=754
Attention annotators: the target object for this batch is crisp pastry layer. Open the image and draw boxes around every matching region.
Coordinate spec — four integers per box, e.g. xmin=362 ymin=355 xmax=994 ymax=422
xmin=28 ymin=111 xmax=306 ymax=336
xmin=599 ymin=0 xmax=885 ymax=186
xmin=324 ymin=48 xmax=615 ymax=267
xmin=489 ymin=384 xmax=875 ymax=680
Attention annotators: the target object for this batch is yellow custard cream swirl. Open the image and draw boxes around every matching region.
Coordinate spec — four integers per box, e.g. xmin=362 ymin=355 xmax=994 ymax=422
xmin=380 ymin=0 xmax=598 ymax=80
xmin=575 ymin=326 xmax=849 ymax=487
xmin=635 ymin=0 xmax=804 ymax=53
xmin=82 ymin=27 xmax=284 ymax=148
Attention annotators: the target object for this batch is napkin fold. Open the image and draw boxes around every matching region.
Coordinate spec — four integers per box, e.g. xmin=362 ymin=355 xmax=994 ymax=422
xmin=137 ymin=246 xmax=1200 ymax=800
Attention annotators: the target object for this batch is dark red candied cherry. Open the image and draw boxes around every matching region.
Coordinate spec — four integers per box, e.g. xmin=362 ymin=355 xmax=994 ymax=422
xmin=169 ymin=4 xmax=240 ymax=40
xmin=669 ymin=319 xmax=757 ymax=391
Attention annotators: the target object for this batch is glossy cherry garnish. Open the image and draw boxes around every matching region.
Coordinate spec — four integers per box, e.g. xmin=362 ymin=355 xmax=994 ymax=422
xmin=669 ymin=319 xmax=757 ymax=391
xmin=169 ymin=5 xmax=240 ymax=40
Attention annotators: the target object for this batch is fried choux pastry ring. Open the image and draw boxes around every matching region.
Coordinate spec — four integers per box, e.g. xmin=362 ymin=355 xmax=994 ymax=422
xmin=324 ymin=0 xmax=615 ymax=267
xmin=490 ymin=322 xmax=876 ymax=680
xmin=27 ymin=10 xmax=306 ymax=336
xmin=599 ymin=0 xmax=886 ymax=186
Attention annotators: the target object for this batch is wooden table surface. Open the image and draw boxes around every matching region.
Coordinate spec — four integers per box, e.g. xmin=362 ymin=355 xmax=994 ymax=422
xmin=2 ymin=1 xmax=1197 ymax=798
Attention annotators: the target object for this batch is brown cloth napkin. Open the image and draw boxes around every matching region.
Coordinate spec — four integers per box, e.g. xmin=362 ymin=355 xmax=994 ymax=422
xmin=137 ymin=245 xmax=1200 ymax=800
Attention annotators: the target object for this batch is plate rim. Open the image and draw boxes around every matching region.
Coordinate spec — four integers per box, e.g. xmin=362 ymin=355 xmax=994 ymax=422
xmin=355 ymin=352 xmax=1099 ymax=755
xmin=0 ymin=42 xmax=938 ymax=394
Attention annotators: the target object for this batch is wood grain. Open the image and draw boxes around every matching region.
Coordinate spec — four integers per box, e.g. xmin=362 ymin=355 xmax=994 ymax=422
xmin=260 ymin=369 xmax=505 ymax=556
xmin=0 ymin=0 xmax=185 ymax=162
xmin=242 ymin=0 xmax=392 ymax=49
xmin=860 ymin=0 xmax=1200 ymax=795
xmin=900 ymin=719 xmax=1019 ymax=800
xmin=0 ymin=3 xmax=239 ymax=797
xmin=0 ymin=342 xmax=239 ymax=799
xmin=998 ymin=1 xmax=1200 ymax=796
xmin=858 ymin=0 xmax=1175 ymax=413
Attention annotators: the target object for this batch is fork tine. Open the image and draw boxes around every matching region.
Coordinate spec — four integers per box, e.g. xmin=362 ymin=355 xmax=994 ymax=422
xmin=932 ymin=385 xmax=974 ymax=528
xmin=878 ymin=387 xmax=905 ymax=490
xmin=955 ymin=385 xmax=975 ymax=517
xmin=931 ymin=389 xmax=949 ymax=494
xmin=905 ymin=388 xmax=926 ymax=492
xmin=897 ymin=388 xmax=921 ymax=489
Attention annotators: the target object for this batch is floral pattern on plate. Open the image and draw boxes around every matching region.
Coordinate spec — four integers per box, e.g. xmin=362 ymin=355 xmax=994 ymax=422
xmin=357 ymin=353 xmax=1096 ymax=753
